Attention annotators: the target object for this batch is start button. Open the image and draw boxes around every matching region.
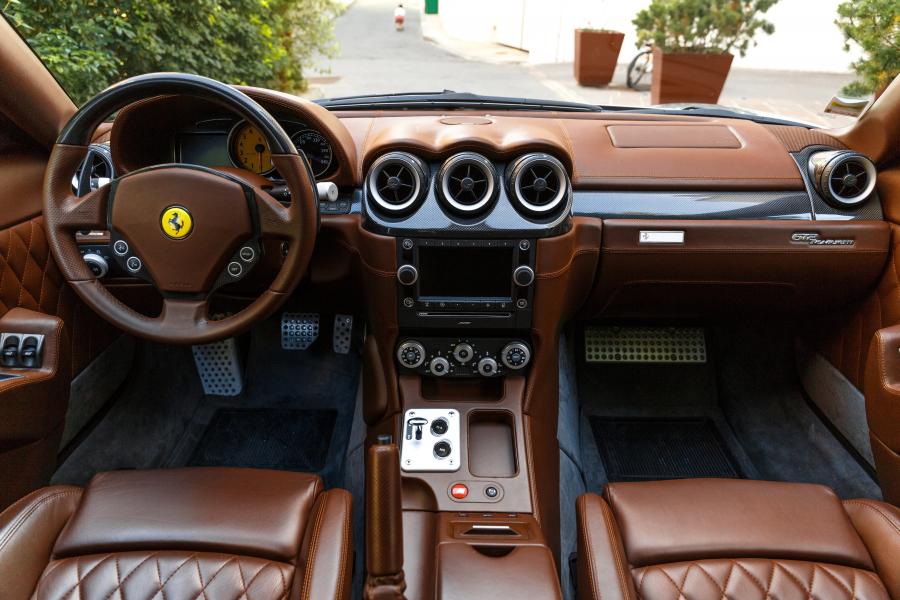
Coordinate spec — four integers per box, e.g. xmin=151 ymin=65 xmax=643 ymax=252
xmin=450 ymin=483 xmax=468 ymax=500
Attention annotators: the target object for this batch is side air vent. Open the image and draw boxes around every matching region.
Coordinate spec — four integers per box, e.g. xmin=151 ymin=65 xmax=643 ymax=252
xmin=436 ymin=152 xmax=497 ymax=215
xmin=367 ymin=152 xmax=429 ymax=215
xmin=71 ymin=144 xmax=114 ymax=197
xmin=808 ymin=150 xmax=877 ymax=208
xmin=506 ymin=153 xmax=570 ymax=217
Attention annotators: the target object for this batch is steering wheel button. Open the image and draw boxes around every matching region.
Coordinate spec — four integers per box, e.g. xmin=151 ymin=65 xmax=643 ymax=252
xmin=125 ymin=256 xmax=142 ymax=272
xmin=450 ymin=484 xmax=468 ymax=500
xmin=239 ymin=246 xmax=255 ymax=262
xmin=227 ymin=261 xmax=243 ymax=277
xmin=113 ymin=240 xmax=129 ymax=255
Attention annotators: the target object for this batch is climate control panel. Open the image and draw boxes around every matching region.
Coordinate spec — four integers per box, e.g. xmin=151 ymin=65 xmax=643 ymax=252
xmin=396 ymin=337 xmax=531 ymax=377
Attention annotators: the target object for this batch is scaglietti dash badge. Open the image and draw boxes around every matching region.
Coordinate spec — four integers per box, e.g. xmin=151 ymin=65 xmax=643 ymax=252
xmin=791 ymin=232 xmax=854 ymax=246
xmin=161 ymin=206 xmax=193 ymax=239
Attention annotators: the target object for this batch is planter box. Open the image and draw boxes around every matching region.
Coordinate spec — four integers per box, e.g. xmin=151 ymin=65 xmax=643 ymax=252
xmin=574 ymin=30 xmax=625 ymax=87
xmin=651 ymin=48 xmax=733 ymax=105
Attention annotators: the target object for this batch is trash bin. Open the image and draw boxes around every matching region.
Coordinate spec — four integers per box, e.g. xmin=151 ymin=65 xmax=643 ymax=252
xmin=425 ymin=0 xmax=439 ymax=14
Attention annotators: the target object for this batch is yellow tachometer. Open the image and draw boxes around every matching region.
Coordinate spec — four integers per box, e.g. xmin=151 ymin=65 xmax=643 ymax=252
xmin=230 ymin=122 xmax=273 ymax=174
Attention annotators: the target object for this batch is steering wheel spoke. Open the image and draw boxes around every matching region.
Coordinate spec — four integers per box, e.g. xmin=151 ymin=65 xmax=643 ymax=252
xmin=58 ymin=185 xmax=110 ymax=231
xmin=159 ymin=297 xmax=210 ymax=332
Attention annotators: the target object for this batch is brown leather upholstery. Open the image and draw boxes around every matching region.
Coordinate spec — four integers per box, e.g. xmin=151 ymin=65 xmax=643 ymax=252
xmin=0 ymin=468 xmax=353 ymax=600
xmin=365 ymin=441 xmax=406 ymax=599
xmin=577 ymin=479 xmax=899 ymax=600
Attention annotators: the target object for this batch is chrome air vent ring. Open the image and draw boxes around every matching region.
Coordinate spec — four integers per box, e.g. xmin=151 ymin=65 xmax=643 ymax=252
xmin=436 ymin=152 xmax=497 ymax=215
xmin=809 ymin=150 xmax=877 ymax=209
xmin=506 ymin=153 xmax=569 ymax=217
xmin=367 ymin=152 xmax=429 ymax=215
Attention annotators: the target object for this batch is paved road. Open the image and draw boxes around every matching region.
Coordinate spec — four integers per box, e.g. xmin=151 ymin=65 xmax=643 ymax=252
xmin=312 ymin=0 xmax=855 ymax=127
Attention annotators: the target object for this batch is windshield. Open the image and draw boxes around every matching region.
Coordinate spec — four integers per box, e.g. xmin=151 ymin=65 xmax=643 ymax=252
xmin=4 ymin=0 xmax=897 ymax=127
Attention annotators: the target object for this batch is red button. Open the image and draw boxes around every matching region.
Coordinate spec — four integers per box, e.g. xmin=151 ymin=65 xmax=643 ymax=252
xmin=450 ymin=484 xmax=468 ymax=499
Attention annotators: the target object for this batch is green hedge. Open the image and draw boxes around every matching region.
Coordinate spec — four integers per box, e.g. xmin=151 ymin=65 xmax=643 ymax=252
xmin=2 ymin=0 xmax=339 ymax=105
xmin=836 ymin=0 xmax=899 ymax=96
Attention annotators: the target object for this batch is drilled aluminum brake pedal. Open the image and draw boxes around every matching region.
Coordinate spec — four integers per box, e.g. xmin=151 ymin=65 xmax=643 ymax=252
xmin=585 ymin=326 xmax=707 ymax=364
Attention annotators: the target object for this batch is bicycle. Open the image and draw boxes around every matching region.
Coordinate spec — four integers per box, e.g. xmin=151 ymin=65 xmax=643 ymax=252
xmin=626 ymin=46 xmax=653 ymax=90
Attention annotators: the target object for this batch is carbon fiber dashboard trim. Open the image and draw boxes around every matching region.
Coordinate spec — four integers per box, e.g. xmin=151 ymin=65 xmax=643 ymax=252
xmin=362 ymin=161 xmax=572 ymax=238
xmin=572 ymin=190 xmax=813 ymax=220
xmin=791 ymin=145 xmax=883 ymax=221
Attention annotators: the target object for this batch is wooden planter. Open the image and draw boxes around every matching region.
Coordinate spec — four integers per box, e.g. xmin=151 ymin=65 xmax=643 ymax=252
xmin=574 ymin=29 xmax=625 ymax=87
xmin=651 ymin=48 xmax=734 ymax=104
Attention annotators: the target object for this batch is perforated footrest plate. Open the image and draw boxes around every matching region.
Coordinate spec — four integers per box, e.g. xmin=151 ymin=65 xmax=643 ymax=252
xmin=333 ymin=314 xmax=353 ymax=354
xmin=192 ymin=338 xmax=243 ymax=396
xmin=585 ymin=326 xmax=707 ymax=364
xmin=281 ymin=313 xmax=319 ymax=350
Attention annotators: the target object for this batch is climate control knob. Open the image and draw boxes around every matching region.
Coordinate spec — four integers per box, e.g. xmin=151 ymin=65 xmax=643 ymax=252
xmin=513 ymin=265 xmax=535 ymax=287
xmin=477 ymin=356 xmax=499 ymax=377
xmin=83 ymin=253 xmax=109 ymax=278
xmin=397 ymin=264 xmax=418 ymax=286
xmin=453 ymin=343 xmax=474 ymax=364
xmin=429 ymin=356 xmax=451 ymax=376
xmin=396 ymin=341 xmax=425 ymax=369
xmin=501 ymin=342 xmax=531 ymax=370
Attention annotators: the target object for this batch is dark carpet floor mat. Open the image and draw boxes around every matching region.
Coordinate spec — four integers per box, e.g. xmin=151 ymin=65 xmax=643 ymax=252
xmin=189 ymin=408 xmax=337 ymax=472
xmin=589 ymin=417 xmax=742 ymax=482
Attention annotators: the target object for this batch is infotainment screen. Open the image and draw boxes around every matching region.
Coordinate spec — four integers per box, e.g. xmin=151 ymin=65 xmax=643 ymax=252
xmin=417 ymin=246 xmax=513 ymax=299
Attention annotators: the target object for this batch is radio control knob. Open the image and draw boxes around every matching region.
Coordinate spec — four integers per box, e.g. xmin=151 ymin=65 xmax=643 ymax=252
xmin=397 ymin=264 xmax=418 ymax=286
xmin=429 ymin=356 xmax=450 ymax=376
xmin=513 ymin=265 xmax=535 ymax=287
xmin=477 ymin=356 xmax=499 ymax=377
xmin=453 ymin=343 xmax=474 ymax=364
xmin=397 ymin=341 xmax=426 ymax=369
xmin=83 ymin=253 xmax=108 ymax=278
xmin=501 ymin=341 xmax=531 ymax=370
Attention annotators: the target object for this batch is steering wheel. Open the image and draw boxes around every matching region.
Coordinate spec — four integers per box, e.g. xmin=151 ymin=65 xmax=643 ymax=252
xmin=43 ymin=73 xmax=318 ymax=345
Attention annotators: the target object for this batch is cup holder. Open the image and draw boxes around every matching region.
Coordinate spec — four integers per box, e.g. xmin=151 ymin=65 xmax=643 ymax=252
xmin=472 ymin=545 xmax=515 ymax=558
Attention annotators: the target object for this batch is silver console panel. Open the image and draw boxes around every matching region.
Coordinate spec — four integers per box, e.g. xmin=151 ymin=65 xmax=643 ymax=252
xmin=400 ymin=408 xmax=461 ymax=472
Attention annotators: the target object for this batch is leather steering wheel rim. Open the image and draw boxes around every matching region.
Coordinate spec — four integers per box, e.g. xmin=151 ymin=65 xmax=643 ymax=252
xmin=43 ymin=73 xmax=319 ymax=345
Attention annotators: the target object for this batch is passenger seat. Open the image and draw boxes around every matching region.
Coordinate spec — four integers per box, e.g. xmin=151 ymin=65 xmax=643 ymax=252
xmin=577 ymin=479 xmax=899 ymax=600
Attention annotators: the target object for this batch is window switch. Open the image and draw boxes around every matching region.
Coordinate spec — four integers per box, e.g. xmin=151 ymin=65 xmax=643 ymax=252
xmin=19 ymin=336 xmax=41 ymax=368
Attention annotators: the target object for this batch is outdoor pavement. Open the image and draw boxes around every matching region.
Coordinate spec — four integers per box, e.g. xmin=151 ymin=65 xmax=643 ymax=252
xmin=309 ymin=0 xmax=856 ymax=127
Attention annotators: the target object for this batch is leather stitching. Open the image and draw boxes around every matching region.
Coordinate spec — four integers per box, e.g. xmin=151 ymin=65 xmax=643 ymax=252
xmin=300 ymin=491 xmax=328 ymax=600
xmin=844 ymin=500 xmax=900 ymax=535
xmin=578 ymin=496 xmax=600 ymax=600
xmin=0 ymin=489 xmax=79 ymax=554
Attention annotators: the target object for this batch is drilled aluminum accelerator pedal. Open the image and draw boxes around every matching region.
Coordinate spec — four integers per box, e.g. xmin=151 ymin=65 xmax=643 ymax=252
xmin=192 ymin=338 xmax=243 ymax=396
xmin=585 ymin=326 xmax=707 ymax=364
xmin=333 ymin=314 xmax=353 ymax=354
xmin=281 ymin=313 xmax=319 ymax=350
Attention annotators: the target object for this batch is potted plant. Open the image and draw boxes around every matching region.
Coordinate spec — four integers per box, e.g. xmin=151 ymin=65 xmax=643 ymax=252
xmin=633 ymin=0 xmax=778 ymax=104
xmin=574 ymin=28 xmax=625 ymax=87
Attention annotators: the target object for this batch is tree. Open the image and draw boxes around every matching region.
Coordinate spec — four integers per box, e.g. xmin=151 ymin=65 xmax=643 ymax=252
xmin=835 ymin=0 xmax=899 ymax=96
xmin=2 ymin=0 xmax=339 ymax=105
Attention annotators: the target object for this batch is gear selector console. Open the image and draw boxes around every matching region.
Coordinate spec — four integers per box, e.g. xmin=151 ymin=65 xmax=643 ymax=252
xmin=401 ymin=408 xmax=460 ymax=472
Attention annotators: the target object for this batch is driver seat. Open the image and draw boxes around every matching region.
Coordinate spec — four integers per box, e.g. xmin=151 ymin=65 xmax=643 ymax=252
xmin=0 ymin=467 xmax=352 ymax=600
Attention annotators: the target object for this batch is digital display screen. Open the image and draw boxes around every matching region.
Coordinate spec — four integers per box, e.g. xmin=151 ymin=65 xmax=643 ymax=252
xmin=177 ymin=133 xmax=231 ymax=167
xmin=417 ymin=246 xmax=513 ymax=299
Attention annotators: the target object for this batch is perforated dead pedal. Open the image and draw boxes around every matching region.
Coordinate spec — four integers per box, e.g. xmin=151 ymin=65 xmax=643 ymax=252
xmin=281 ymin=313 xmax=319 ymax=350
xmin=333 ymin=315 xmax=353 ymax=354
xmin=192 ymin=338 xmax=243 ymax=396
xmin=585 ymin=326 xmax=707 ymax=364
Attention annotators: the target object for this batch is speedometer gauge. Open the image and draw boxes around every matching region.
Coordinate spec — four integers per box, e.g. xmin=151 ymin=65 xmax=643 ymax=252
xmin=291 ymin=129 xmax=334 ymax=178
xmin=229 ymin=121 xmax=274 ymax=175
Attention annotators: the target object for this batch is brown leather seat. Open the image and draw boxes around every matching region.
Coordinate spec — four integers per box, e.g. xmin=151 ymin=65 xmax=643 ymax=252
xmin=577 ymin=479 xmax=899 ymax=600
xmin=0 ymin=467 xmax=352 ymax=600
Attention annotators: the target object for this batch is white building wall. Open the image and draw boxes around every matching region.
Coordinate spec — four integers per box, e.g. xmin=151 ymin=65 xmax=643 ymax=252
xmin=437 ymin=0 xmax=861 ymax=72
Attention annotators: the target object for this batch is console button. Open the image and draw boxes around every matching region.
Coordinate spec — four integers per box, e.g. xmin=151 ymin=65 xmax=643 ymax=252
xmin=397 ymin=341 xmax=426 ymax=369
xmin=434 ymin=440 xmax=452 ymax=459
xmin=239 ymin=246 xmax=255 ymax=262
xmin=513 ymin=265 xmax=535 ymax=287
xmin=450 ymin=483 xmax=468 ymax=499
xmin=501 ymin=342 xmax=531 ymax=370
xmin=397 ymin=264 xmax=418 ymax=285
xmin=485 ymin=485 xmax=499 ymax=498
xmin=113 ymin=240 xmax=129 ymax=255
xmin=429 ymin=356 xmax=450 ymax=376
xmin=430 ymin=417 xmax=449 ymax=436
xmin=453 ymin=342 xmax=474 ymax=364
xmin=125 ymin=256 xmax=142 ymax=273
xmin=227 ymin=261 xmax=243 ymax=277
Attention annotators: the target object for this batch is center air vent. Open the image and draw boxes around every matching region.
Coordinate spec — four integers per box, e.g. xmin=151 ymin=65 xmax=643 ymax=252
xmin=808 ymin=150 xmax=877 ymax=208
xmin=506 ymin=153 xmax=570 ymax=217
xmin=436 ymin=152 xmax=497 ymax=215
xmin=71 ymin=144 xmax=114 ymax=197
xmin=367 ymin=152 xmax=428 ymax=215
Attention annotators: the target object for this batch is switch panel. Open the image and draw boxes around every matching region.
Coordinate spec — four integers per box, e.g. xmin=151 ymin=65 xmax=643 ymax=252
xmin=401 ymin=408 xmax=460 ymax=472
